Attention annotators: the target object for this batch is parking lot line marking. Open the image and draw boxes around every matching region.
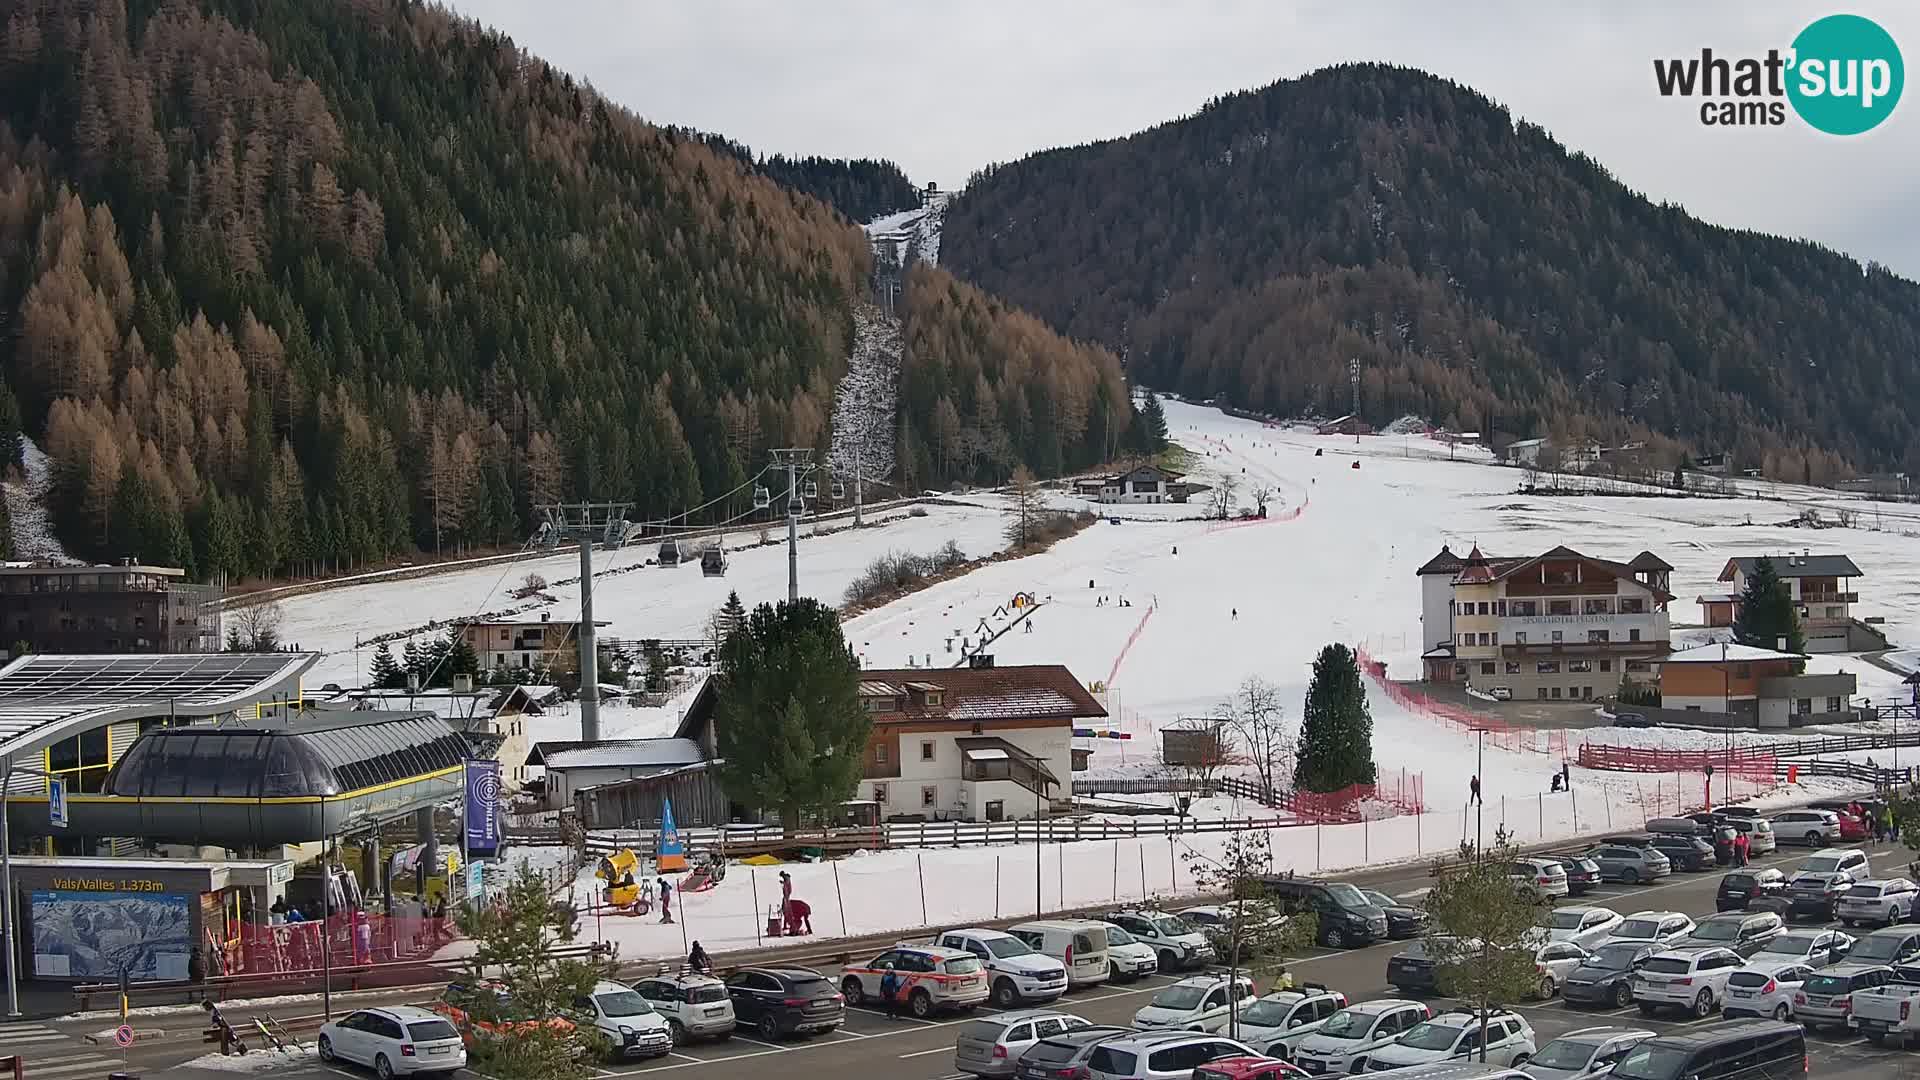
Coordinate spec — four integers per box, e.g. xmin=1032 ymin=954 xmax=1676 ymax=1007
xmin=827 ymin=1027 xmax=874 ymax=1039
xmin=667 ymin=1052 xmax=707 ymax=1063
xmin=723 ymin=1035 xmax=788 ymax=1050
xmin=899 ymin=1046 xmax=953 ymax=1058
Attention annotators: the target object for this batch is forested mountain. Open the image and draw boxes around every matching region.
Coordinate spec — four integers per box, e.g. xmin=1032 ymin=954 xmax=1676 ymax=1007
xmin=942 ymin=63 xmax=1920 ymax=479
xmin=689 ymin=134 xmax=922 ymax=224
xmin=0 ymin=0 xmax=1125 ymax=583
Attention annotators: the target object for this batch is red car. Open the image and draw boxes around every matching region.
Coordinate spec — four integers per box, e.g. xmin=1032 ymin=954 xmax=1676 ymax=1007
xmin=1194 ymin=1056 xmax=1307 ymax=1080
xmin=1836 ymin=812 xmax=1872 ymax=842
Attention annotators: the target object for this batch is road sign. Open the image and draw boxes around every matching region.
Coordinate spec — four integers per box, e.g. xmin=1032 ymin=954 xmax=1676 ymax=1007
xmin=466 ymin=861 xmax=483 ymax=902
xmin=47 ymin=777 xmax=67 ymax=829
xmin=113 ymin=1024 xmax=134 ymax=1048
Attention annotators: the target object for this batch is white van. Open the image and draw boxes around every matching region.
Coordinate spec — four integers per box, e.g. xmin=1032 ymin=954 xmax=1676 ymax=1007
xmin=1007 ymin=919 xmax=1111 ymax=988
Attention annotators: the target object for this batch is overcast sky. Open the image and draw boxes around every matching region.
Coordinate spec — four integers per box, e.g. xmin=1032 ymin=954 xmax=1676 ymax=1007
xmin=449 ymin=0 xmax=1920 ymax=278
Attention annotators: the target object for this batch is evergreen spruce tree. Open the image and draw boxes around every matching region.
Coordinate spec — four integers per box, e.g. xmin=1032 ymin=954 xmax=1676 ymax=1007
xmin=1294 ymin=643 xmax=1377 ymax=792
xmin=401 ymin=638 xmax=424 ymax=687
xmin=712 ymin=598 xmax=870 ymax=828
xmin=369 ymin=642 xmax=405 ymax=689
xmin=715 ymin=590 xmax=747 ymax=645
xmin=439 ymin=627 xmax=481 ymax=686
xmin=1135 ymin=392 xmax=1169 ymax=453
xmin=1732 ymin=557 xmax=1806 ymax=656
xmin=0 ymin=488 xmax=12 ymax=561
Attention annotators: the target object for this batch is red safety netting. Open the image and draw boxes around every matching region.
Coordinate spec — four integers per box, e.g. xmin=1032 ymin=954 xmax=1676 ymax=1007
xmin=1354 ymin=646 xmax=1551 ymax=755
xmin=1278 ymin=769 xmax=1426 ymax=823
xmin=220 ymin=912 xmax=449 ymax=977
xmin=1577 ymin=743 xmax=1778 ymax=778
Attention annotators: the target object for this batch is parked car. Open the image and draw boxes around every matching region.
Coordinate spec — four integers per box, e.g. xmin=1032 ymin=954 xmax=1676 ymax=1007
xmin=1004 ymin=920 xmax=1113 ymax=989
xmin=1794 ymin=962 xmax=1897 ymax=1032
xmin=1837 ymin=811 xmax=1873 ymax=842
xmin=1544 ymin=907 xmax=1622 ymax=949
xmin=1101 ymin=909 xmax=1216 ymax=972
xmin=1612 ymin=712 xmax=1653 ymax=728
xmin=1835 ymin=878 xmax=1920 ymax=927
xmin=1508 ymin=858 xmax=1570 ymax=901
xmin=1836 ymin=926 xmax=1920 ymax=969
xmin=1746 ymin=928 xmax=1853 ymax=968
xmin=1721 ymin=959 xmax=1816 ymax=1021
xmin=1674 ymin=911 xmax=1783 ymax=957
xmin=725 ymin=966 xmax=845 ymax=1039
xmin=1785 ymin=872 xmax=1854 ymax=921
xmin=1131 ymin=974 xmax=1257 ymax=1031
xmin=841 ymin=945 xmax=989 ymax=1018
xmin=1846 ymin=963 xmax=1920 ymax=1046
xmin=1488 ymin=687 xmax=1514 ymax=701
xmin=1585 ymin=844 xmax=1671 ymax=885
xmin=1532 ymin=940 xmax=1594 ymax=999
xmin=1798 ymin=847 xmax=1873 ymax=883
xmin=1598 ymin=911 xmax=1695 ymax=950
xmin=1360 ymin=889 xmax=1430 ymax=939
xmin=1538 ymin=856 xmax=1601 ymax=897
xmin=1369 ymin=1065 xmax=1532 ymax=1080
xmin=1230 ymin=985 xmax=1351 ymax=1060
xmin=1193 ymin=1056 xmax=1310 ymax=1080
xmin=1179 ymin=904 xmax=1293 ymax=962
xmin=938 ymin=928 xmax=1071 ymax=1006
xmin=630 ymin=972 xmax=736 ymax=1045
xmin=1096 ymin=921 xmax=1160 ymax=983
xmin=1361 ymin=1008 xmax=1537 ymax=1072
xmin=1724 ymin=816 xmax=1777 ymax=855
xmin=568 ymin=981 xmax=673 ymax=1061
xmin=1770 ymin=809 xmax=1842 ymax=847
xmin=1716 ymin=868 xmax=1788 ymax=912
xmin=1518 ymin=1026 xmax=1655 ymax=1080
xmin=1645 ymin=834 xmax=1716 ymax=873
xmin=952 ymin=1010 xmax=1092 ymax=1078
xmin=1257 ymin=878 xmax=1391 ymax=949
xmin=1608 ymin=1020 xmax=1805 ymax=1080
xmin=1387 ymin=938 xmax=1450 ymax=995
xmin=1631 ymin=948 xmax=1745 ymax=1017
xmin=1012 ymin=1026 xmax=1134 ymax=1080
xmin=1645 ymin=816 xmax=1706 ymax=837
xmin=319 ymin=1006 xmax=467 ymax=1077
xmin=1062 ymin=1030 xmax=1257 ymax=1080
xmin=1560 ymin=942 xmax=1658 ymax=1010
xmin=1287 ymin=998 xmax=1430 ymax=1076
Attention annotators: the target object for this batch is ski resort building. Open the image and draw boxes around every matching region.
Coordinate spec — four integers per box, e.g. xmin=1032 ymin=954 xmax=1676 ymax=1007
xmin=1093 ymin=465 xmax=1189 ymax=504
xmin=1418 ymin=544 xmax=1674 ymax=700
xmin=0 ymin=561 xmax=220 ymax=654
xmin=1702 ymin=553 xmax=1875 ymax=653
xmin=455 ymin=613 xmax=609 ymax=672
xmin=1658 ymin=642 xmax=1859 ymax=728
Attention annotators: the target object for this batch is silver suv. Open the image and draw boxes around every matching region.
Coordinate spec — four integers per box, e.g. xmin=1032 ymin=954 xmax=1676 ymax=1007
xmin=1586 ymin=843 xmax=1672 ymax=885
xmin=953 ymin=1010 xmax=1092 ymax=1078
xmin=1080 ymin=1031 xmax=1257 ymax=1080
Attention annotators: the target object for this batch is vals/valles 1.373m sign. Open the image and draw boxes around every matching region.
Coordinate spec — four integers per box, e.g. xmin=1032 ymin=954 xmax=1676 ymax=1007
xmin=1654 ymin=13 xmax=1904 ymax=134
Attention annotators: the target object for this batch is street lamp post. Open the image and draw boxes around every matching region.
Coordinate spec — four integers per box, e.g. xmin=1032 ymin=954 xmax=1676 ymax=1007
xmin=1 ymin=754 xmax=16 ymax=1019
xmin=1722 ymin=641 xmax=1731 ymax=806
xmin=1474 ymin=727 xmax=1486 ymax=852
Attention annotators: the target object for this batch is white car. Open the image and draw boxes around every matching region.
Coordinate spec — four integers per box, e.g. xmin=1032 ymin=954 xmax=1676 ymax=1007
xmin=1131 ymin=974 xmax=1255 ymax=1031
xmin=1177 ymin=903 xmax=1293 ymax=962
xmin=937 ymin=928 xmax=1070 ymax=1007
xmin=1489 ymin=687 xmax=1514 ymax=701
xmin=1835 ymin=878 xmax=1919 ymax=927
xmin=1362 ymin=1008 xmax=1537 ymax=1071
xmin=1722 ymin=959 xmax=1816 ymax=1021
xmin=1797 ymin=848 xmax=1872 ymax=883
xmin=1102 ymin=909 xmax=1217 ymax=971
xmin=1770 ymin=809 xmax=1842 ymax=847
xmin=571 ymin=981 xmax=674 ymax=1060
xmin=1226 ymin=984 xmax=1348 ymax=1059
xmin=1632 ymin=948 xmax=1744 ymax=1017
xmin=319 ymin=1005 xmax=467 ymax=1077
xmin=1746 ymin=928 xmax=1853 ymax=968
xmin=1545 ymin=906 xmax=1623 ymax=949
xmin=1098 ymin=921 xmax=1160 ymax=982
xmin=1599 ymin=910 xmax=1695 ymax=950
xmin=1288 ymin=998 xmax=1429 ymax=1076
xmin=630 ymin=972 xmax=736 ymax=1043
xmin=1533 ymin=940 xmax=1594 ymax=999
xmin=1520 ymin=1026 xmax=1655 ymax=1080
xmin=1509 ymin=858 xmax=1570 ymax=901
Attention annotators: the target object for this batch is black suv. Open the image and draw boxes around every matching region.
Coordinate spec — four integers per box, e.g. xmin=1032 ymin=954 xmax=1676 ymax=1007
xmin=722 ymin=966 xmax=844 ymax=1040
xmin=1717 ymin=868 xmax=1788 ymax=911
xmin=1647 ymin=834 xmax=1716 ymax=872
xmin=1258 ymin=876 xmax=1389 ymax=949
xmin=1610 ymin=1019 xmax=1804 ymax=1080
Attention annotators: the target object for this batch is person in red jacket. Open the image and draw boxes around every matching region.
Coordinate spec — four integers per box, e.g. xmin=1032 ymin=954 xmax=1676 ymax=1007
xmin=1732 ymin=829 xmax=1750 ymax=867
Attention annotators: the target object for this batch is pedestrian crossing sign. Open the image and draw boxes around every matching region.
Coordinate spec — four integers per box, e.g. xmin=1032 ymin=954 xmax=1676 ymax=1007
xmin=48 ymin=777 xmax=67 ymax=828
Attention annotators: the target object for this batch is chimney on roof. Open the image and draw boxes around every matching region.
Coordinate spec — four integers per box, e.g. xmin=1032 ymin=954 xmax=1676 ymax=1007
xmin=122 ymin=556 xmax=133 ymax=566
xmin=969 ymin=653 xmax=995 ymax=669
xmin=541 ymin=612 xmax=550 ymax=622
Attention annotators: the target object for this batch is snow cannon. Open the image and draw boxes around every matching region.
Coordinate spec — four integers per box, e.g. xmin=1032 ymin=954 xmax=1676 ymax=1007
xmin=1351 ymin=460 xmax=1361 ymax=469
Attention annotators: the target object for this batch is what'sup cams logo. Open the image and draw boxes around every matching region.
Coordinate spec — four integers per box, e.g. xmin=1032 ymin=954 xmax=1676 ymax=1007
xmin=1654 ymin=13 xmax=1903 ymax=134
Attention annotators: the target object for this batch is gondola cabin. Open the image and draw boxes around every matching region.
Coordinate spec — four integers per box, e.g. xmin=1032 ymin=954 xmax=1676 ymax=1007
xmin=657 ymin=540 xmax=683 ymax=566
xmin=700 ymin=547 xmax=727 ymax=577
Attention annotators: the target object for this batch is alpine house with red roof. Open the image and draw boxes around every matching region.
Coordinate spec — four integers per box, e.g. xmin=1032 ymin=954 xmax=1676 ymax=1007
xmin=1416 ymin=544 xmax=1675 ymax=700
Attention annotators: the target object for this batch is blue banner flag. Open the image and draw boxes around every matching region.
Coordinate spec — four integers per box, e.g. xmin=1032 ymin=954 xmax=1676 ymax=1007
xmin=464 ymin=760 xmax=503 ymax=858
xmin=658 ymin=798 xmax=686 ymax=871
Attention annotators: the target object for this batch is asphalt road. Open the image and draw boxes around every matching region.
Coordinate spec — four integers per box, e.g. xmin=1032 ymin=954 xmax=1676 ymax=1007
xmin=73 ymin=834 xmax=1920 ymax=1080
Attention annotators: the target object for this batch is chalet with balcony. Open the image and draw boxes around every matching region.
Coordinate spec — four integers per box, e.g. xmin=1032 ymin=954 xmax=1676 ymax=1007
xmin=851 ymin=664 xmax=1103 ymax=822
xmin=1417 ymin=544 xmax=1674 ymax=701
xmin=1659 ymin=642 xmax=1859 ymax=728
xmin=1705 ymin=553 xmax=1871 ymax=652
xmin=456 ymin=613 xmax=610 ymax=672
xmin=1092 ymin=465 xmax=1187 ymax=504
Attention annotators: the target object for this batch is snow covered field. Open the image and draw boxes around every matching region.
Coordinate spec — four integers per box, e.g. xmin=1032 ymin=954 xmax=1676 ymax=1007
xmin=280 ymin=503 xmax=1013 ymax=688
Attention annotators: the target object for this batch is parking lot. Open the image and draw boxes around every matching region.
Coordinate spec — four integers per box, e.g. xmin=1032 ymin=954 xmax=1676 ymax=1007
xmin=221 ymin=835 xmax=1906 ymax=1080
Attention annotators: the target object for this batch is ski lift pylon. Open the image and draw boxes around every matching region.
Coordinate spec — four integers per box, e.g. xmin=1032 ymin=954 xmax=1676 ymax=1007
xmin=752 ymin=485 xmax=771 ymax=510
